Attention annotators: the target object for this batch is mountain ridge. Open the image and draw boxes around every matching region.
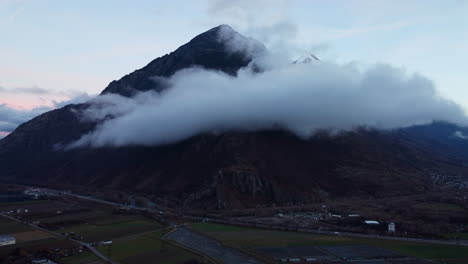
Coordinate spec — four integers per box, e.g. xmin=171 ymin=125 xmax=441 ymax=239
xmin=101 ymin=24 xmax=266 ymax=96
xmin=1 ymin=25 xmax=468 ymax=209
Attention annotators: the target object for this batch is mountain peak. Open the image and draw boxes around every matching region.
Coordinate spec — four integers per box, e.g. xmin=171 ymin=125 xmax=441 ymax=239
xmin=188 ymin=24 xmax=266 ymax=57
xmin=101 ymin=25 xmax=266 ymax=97
xmin=187 ymin=24 xmax=234 ymax=44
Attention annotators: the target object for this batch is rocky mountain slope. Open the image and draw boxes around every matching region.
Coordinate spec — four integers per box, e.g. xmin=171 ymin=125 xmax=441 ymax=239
xmin=1 ymin=25 xmax=468 ymax=209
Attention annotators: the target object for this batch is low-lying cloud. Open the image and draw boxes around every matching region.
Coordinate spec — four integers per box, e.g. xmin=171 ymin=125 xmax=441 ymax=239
xmin=68 ymin=58 xmax=467 ymax=148
xmin=0 ymin=93 xmax=92 ymax=138
xmin=0 ymin=85 xmax=49 ymax=94
xmin=0 ymin=104 xmax=50 ymax=136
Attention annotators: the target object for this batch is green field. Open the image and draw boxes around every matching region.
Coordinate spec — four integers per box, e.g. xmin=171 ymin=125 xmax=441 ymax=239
xmin=97 ymin=230 xmax=202 ymax=264
xmin=61 ymin=250 xmax=102 ymax=264
xmin=413 ymin=202 xmax=465 ymax=212
xmin=0 ymin=216 xmax=33 ymax=234
xmin=63 ymin=215 xmax=162 ymax=242
xmin=0 ymin=199 xmax=47 ymax=206
xmin=191 ymin=222 xmax=468 ymax=260
xmin=445 ymin=233 xmax=468 ymax=240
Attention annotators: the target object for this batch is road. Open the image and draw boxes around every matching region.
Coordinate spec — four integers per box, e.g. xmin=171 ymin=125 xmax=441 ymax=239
xmin=165 ymin=227 xmax=262 ymax=264
xmin=0 ymin=212 xmax=118 ymax=264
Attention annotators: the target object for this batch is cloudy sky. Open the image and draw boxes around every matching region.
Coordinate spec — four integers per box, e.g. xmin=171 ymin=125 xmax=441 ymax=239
xmin=1 ymin=0 xmax=467 ymax=137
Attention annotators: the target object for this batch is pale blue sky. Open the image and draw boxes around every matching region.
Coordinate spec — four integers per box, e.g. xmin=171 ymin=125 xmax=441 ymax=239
xmin=1 ymin=0 xmax=467 ymax=110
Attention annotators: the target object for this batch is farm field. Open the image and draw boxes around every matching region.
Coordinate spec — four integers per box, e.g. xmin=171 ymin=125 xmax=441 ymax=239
xmin=0 ymin=238 xmax=75 ymax=260
xmin=0 ymin=216 xmax=33 ymax=234
xmin=97 ymin=230 xmax=203 ymax=264
xmin=63 ymin=215 xmax=163 ymax=242
xmin=413 ymin=202 xmax=466 ymax=212
xmin=61 ymin=250 xmax=103 ymax=264
xmin=12 ymin=230 xmax=55 ymax=243
xmin=445 ymin=233 xmax=468 ymax=240
xmin=191 ymin=222 xmax=468 ymax=263
xmin=0 ymin=199 xmax=58 ymax=212
xmin=0 ymin=215 xmax=57 ymax=244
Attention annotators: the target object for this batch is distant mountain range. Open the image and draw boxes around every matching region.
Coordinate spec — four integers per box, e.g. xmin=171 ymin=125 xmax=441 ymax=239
xmin=1 ymin=25 xmax=468 ymax=209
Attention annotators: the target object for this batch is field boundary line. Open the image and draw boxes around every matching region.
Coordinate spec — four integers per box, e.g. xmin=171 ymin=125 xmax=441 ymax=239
xmin=161 ymin=228 xmax=220 ymax=264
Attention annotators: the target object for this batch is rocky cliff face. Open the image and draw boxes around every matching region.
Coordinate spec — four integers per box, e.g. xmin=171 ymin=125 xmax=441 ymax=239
xmin=101 ymin=25 xmax=266 ymax=96
xmin=1 ymin=26 xmax=468 ymax=209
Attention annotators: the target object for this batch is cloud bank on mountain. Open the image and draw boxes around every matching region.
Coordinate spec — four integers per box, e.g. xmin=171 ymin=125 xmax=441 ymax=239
xmin=68 ymin=58 xmax=467 ymax=148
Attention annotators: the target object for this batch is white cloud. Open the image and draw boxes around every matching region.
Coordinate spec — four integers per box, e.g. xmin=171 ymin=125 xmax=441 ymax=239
xmin=0 ymin=93 xmax=92 ymax=134
xmin=68 ymin=56 xmax=467 ymax=148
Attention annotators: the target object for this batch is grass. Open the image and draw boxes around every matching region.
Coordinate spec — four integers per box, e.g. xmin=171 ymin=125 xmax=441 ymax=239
xmin=0 ymin=199 xmax=48 ymax=206
xmin=191 ymin=222 xmax=468 ymax=260
xmin=12 ymin=230 xmax=55 ymax=243
xmin=63 ymin=215 xmax=162 ymax=242
xmin=61 ymin=250 xmax=102 ymax=264
xmin=97 ymin=230 xmax=202 ymax=264
xmin=445 ymin=233 xmax=468 ymax=240
xmin=413 ymin=202 xmax=465 ymax=212
xmin=0 ymin=217 xmax=33 ymax=234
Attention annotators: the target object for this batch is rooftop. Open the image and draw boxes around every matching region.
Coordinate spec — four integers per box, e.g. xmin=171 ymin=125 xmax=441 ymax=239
xmin=0 ymin=235 xmax=15 ymax=242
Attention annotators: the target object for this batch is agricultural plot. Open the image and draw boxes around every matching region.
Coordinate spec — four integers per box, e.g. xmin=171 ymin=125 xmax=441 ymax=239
xmin=0 ymin=238 xmax=75 ymax=259
xmin=61 ymin=250 xmax=103 ymax=264
xmin=0 ymin=216 xmax=56 ymax=245
xmin=413 ymin=202 xmax=465 ymax=212
xmin=63 ymin=215 xmax=163 ymax=242
xmin=12 ymin=230 xmax=55 ymax=243
xmin=0 ymin=217 xmax=32 ymax=234
xmin=191 ymin=222 xmax=468 ymax=263
xmin=258 ymin=245 xmax=406 ymax=263
xmin=319 ymin=245 xmax=403 ymax=259
xmin=0 ymin=199 xmax=58 ymax=212
xmin=257 ymin=246 xmax=336 ymax=261
xmin=97 ymin=230 xmax=202 ymax=264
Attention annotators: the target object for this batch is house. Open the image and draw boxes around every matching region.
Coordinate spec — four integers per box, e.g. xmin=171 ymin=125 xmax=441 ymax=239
xmin=0 ymin=235 xmax=15 ymax=247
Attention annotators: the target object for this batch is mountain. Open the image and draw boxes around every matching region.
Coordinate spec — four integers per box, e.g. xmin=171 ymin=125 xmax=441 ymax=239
xmin=102 ymin=25 xmax=266 ymax=96
xmin=1 ymin=25 xmax=468 ymax=209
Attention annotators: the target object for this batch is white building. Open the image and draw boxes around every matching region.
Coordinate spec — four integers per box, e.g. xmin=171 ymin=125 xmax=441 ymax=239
xmin=388 ymin=222 xmax=396 ymax=233
xmin=0 ymin=235 xmax=15 ymax=247
xmin=32 ymin=260 xmax=57 ymax=264
xmin=364 ymin=220 xmax=380 ymax=225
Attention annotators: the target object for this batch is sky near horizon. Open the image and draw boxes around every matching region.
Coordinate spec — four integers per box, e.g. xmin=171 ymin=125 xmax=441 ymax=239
xmin=1 ymin=0 xmax=467 ymax=135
